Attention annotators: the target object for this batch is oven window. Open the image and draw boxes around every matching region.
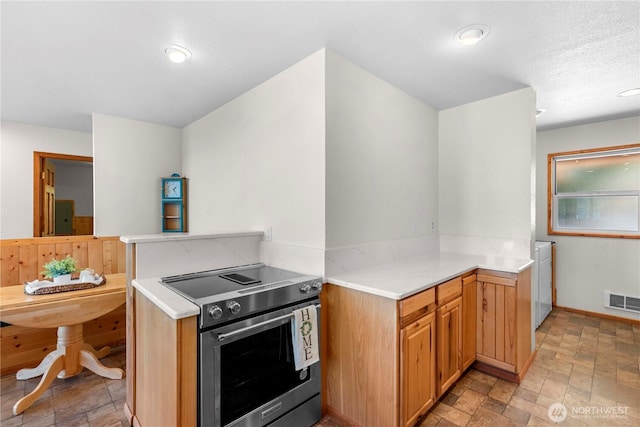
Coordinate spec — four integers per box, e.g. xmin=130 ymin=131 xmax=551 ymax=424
xmin=220 ymin=322 xmax=310 ymax=425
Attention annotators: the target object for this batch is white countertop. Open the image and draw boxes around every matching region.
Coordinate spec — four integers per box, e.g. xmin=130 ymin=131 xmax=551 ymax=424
xmin=326 ymin=252 xmax=533 ymax=300
xmin=133 ymin=277 xmax=200 ymax=320
xmin=132 ymin=251 xmax=532 ymax=319
xmin=120 ymin=230 xmax=263 ymax=244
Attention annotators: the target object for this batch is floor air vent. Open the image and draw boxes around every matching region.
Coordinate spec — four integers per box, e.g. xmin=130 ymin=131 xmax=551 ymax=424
xmin=604 ymin=291 xmax=640 ymax=313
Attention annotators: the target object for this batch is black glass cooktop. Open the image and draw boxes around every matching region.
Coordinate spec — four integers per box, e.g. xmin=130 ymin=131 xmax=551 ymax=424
xmin=161 ymin=265 xmax=302 ymax=301
xmin=219 ymin=272 xmax=260 ymax=285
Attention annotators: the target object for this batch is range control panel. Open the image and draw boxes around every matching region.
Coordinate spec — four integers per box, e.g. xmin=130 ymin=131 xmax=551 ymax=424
xmin=200 ymin=278 xmax=322 ymax=329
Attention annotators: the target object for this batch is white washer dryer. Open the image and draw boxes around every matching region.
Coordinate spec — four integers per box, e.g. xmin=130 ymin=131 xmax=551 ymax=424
xmin=535 ymin=241 xmax=553 ymax=328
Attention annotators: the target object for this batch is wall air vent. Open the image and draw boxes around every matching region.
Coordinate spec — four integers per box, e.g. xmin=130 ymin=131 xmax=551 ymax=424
xmin=604 ymin=291 xmax=640 ymax=313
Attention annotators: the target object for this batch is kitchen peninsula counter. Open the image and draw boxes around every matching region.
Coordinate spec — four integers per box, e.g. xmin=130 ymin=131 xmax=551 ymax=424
xmin=326 ymin=251 xmax=533 ymax=299
xmin=323 ymin=252 xmax=534 ymax=426
xmin=131 ymin=251 xmax=532 ymax=320
xmin=123 ymin=233 xmax=534 ymax=427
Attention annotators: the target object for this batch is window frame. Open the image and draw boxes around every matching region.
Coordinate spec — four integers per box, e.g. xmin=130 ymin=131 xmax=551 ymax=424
xmin=547 ymin=143 xmax=640 ymax=239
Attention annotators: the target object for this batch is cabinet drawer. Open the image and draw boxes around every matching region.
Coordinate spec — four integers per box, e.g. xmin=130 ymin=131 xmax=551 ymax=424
xmin=399 ymin=287 xmax=435 ymax=319
xmin=477 ymin=273 xmax=516 ymax=287
xmin=436 ymin=277 xmax=462 ymax=304
xmin=462 ymin=274 xmax=476 ymax=286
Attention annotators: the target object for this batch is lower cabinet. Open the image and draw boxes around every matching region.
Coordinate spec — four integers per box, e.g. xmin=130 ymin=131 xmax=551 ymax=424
xmin=130 ymin=289 xmax=197 ymax=427
xmin=477 ymin=277 xmax=516 ymax=365
xmin=323 ymin=283 xmax=400 ymax=427
xmin=324 ymin=267 xmax=532 ymax=427
xmin=436 ymin=296 xmax=462 ymax=396
xmin=461 ymin=274 xmax=477 ymax=370
xmin=400 ymin=312 xmax=436 ymax=427
xmin=476 ymin=269 xmax=532 ymax=378
xmin=435 ymin=277 xmax=463 ymax=397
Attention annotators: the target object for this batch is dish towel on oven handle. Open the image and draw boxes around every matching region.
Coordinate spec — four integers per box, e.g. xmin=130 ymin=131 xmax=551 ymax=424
xmin=291 ymin=305 xmax=319 ymax=370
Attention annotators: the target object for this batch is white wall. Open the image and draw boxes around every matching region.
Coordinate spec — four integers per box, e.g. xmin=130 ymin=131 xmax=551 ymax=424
xmin=439 ymin=88 xmax=536 ymax=259
xmin=325 ymin=50 xmax=439 ymax=249
xmin=0 ymin=121 xmax=92 ymax=238
xmin=182 ymin=50 xmax=326 ymax=274
xmin=536 ymin=116 xmax=640 ymax=320
xmin=93 ymin=114 xmax=182 ymax=236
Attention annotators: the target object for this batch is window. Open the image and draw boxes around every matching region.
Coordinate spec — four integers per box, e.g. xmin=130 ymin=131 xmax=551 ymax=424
xmin=548 ymin=144 xmax=640 ymax=238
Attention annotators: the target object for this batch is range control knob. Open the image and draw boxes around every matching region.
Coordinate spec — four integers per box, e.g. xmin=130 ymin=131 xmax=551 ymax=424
xmin=312 ymin=281 xmax=322 ymax=291
xmin=300 ymin=284 xmax=311 ymax=294
xmin=208 ymin=305 xmax=223 ymax=320
xmin=227 ymin=300 xmax=241 ymax=315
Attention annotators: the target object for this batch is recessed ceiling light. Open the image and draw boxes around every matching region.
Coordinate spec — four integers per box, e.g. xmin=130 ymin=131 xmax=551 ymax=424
xmin=536 ymin=108 xmax=546 ymax=117
xmin=618 ymin=88 xmax=640 ymax=97
xmin=455 ymin=24 xmax=490 ymax=46
xmin=165 ymin=45 xmax=192 ymax=64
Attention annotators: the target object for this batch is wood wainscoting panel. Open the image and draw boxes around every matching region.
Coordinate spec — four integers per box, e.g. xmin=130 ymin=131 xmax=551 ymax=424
xmin=0 ymin=236 xmax=126 ymax=375
xmin=0 ymin=236 xmax=125 ymax=286
xmin=73 ymin=216 xmax=94 ymax=236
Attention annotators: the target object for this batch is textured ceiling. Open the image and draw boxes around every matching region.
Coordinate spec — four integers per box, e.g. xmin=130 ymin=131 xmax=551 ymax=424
xmin=1 ymin=1 xmax=639 ymax=133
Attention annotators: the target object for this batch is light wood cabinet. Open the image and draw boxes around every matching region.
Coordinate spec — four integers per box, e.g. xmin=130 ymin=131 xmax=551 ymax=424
xmin=400 ymin=311 xmax=436 ymax=427
xmin=436 ymin=297 xmax=462 ymax=396
xmin=435 ymin=277 xmax=462 ymax=397
xmin=477 ymin=276 xmax=514 ymax=364
xmin=324 ymin=284 xmax=437 ymax=427
xmin=323 ymin=284 xmax=399 ymax=427
xmin=130 ymin=289 xmax=197 ymax=427
xmin=324 ymin=266 xmax=533 ymax=426
xmin=461 ymin=274 xmax=477 ymax=370
xmin=475 ymin=269 xmax=532 ymax=381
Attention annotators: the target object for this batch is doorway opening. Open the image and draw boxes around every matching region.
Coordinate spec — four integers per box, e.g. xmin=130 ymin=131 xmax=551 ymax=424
xmin=33 ymin=151 xmax=94 ymax=237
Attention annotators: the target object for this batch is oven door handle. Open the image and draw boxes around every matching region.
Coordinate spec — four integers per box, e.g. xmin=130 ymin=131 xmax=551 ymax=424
xmin=216 ymin=303 xmax=321 ymax=342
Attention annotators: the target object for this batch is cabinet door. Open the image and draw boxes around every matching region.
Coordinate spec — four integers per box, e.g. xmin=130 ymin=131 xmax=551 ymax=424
xmin=162 ymin=201 xmax=185 ymax=232
xmin=477 ymin=279 xmax=517 ymax=370
xmin=400 ymin=312 xmax=436 ymax=427
xmin=436 ymin=296 xmax=462 ymax=397
xmin=477 ymin=281 xmax=494 ymax=358
xmin=462 ymin=276 xmax=477 ymax=371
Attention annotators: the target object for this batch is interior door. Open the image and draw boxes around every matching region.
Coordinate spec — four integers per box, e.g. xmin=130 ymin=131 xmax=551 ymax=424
xmin=33 ymin=152 xmax=93 ymax=237
xmin=55 ymin=200 xmax=74 ymax=235
xmin=43 ymin=159 xmax=56 ymax=236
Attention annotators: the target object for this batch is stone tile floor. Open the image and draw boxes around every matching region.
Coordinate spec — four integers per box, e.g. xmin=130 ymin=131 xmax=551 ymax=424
xmin=1 ymin=308 xmax=639 ymax=426
xmin=1 ymin=344 xmax=128 ymax=427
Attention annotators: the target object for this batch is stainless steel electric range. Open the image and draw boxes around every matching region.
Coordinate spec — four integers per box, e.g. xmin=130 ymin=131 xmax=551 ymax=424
xmin=161 ymin=263 xmax=323 ymax=427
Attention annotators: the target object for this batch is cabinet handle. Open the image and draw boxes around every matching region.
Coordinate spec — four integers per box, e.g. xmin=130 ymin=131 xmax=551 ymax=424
xmin=217 ymin=304 xmax=321 ymax=342
xmin=483 ymin=298 xmax=487 ymax=312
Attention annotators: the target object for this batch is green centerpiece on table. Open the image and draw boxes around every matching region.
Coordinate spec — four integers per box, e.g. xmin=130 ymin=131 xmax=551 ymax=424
xmin=41 ymin=255 xmax=78 ymax=284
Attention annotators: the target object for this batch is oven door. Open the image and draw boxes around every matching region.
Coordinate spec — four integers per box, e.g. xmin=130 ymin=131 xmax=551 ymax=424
xmin=200 ymin=299 xmax=321 ymax=427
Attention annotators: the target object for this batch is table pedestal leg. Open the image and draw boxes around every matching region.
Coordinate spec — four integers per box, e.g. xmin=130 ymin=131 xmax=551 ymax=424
xmin=16 ymin=350 xmax=62 ymax=380
xmin=13 ymin=354 xmax=64 ymax=416
xmin=80 ymin=349 xmax=124 ymax=379
xmin=83 ymin=342 xmax=111 ymax=359
xmin=56 ymin=323 xmax=83 ymax=379
xmin=12 ymin=323 xmax=124 ymax=415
